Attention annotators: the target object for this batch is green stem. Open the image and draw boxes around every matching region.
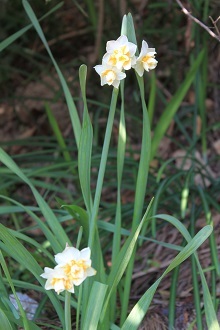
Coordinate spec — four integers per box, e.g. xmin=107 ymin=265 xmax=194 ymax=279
xmin=65 ymin=291 xmax=72 ymax=330
xmin=120 ymin=75 xmax=151 ymax=324
xmin=148 ymin=71 xmax=156 ymax=126
xmin=168 ymin=263 xmax=180 ymax=329
xmin=111 ymin=80 xmax=126 ymax=322
xmin=76 ymin=286 xmax=83 ymax=330
xmin=88 ymin=87 xmax=119 ymax=249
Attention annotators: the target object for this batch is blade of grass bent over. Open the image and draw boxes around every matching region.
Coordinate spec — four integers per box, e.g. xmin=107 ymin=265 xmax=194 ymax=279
xmin=0 ymin=224 xmax=65 ymax=327
xmin=22 ymin=0 xmax=81 ymax=148
xmin=100 ymin=199 xmax=154 ymax=328
xmin=0 ymin=148 xmax=70 ymax=249
xmin=121 ymin=225 xmax=213 ymax=330
xmin=155 ymin=214 xmax=219 ymax=330
xmin=0 ymin=2 xmax=63 ymax=52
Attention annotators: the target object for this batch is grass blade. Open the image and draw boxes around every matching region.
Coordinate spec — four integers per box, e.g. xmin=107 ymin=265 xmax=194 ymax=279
xmin=78 ymin=65 xmax=93 ymax=214
xmin=121 ymin=225 xmax=213 ymax=329
xmin=82 ymin=282 xmax=108 ymax=330
xmin=0 ymin=2 xmax=63 ymax=52
xmin=22 ymin=0 xmax=81 ymax=148
xmin=0 ymin=148 xmax=70 ymax=248
xmin=151 ymin=49 xmax=205 ymax=159
xmin=0 ymin=224 xmax=65 ymax=327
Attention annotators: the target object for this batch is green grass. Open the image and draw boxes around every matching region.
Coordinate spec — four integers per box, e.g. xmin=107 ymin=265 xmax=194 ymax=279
xmin=0 ymin=1 xmax=219 ymax=329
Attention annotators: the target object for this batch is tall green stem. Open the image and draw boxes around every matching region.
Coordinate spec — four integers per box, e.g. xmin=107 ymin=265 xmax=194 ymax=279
xmin=65 ymin=291 xmax=72 ymax=330
xmin=120 ymin=75 xmax=151 ymax=324
xmin=88 ymin=87 xmax=119 ymax=249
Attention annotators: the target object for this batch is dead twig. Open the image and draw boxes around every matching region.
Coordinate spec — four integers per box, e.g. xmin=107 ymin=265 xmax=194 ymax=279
xmin=175 ymin=0 xmax=220 ymax=42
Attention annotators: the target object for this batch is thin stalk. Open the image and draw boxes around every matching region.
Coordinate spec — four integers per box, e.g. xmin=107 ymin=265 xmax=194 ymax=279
xmin=81 ymin=88 xmax=119 ymax=326
xmin=111 ymin=79 xmax=126 ymax=322
xmin=112 ymin=79 xmax=125 ymax=263
xmin=65 ymin=291 xmax=72 ymax=330
xmin=191 ymin=254 xmax=203 ymax=330
xmin=120 ymin=75 xmax=151 ymax=324
xmin=211 ymin=271 xmax=217 ymax=310
xmin=168 ymin=256 xmax=180 ymax=329
xmin=148 ymin=71 xmax=156 ymax=126
xmin=198 ymin=45 xmax=208 ymax=162
xmin=190 ymin=31 xmax=203 ymax=328
xmin=76 ymin=286 xmax=83 ymax=330
xmin=88 ymin=87 xmax=119 ymax=249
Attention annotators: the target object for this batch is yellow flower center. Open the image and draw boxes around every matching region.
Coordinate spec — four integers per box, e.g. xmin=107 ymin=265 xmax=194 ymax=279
xmin=108 ymin=46 xmax=131 ymax=68
xmin=63 ymin=260 xmax=89 ymax=278
xmin=51 ymin=277 xmax=71 ymax=291
xmin=142 ymin=55 xmax=152 ymax=63
xmin=102 ymin=70 xmax=116 ymax=83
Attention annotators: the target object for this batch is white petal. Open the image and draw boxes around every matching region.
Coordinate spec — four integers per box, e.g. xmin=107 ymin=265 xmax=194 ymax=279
xmin=55 ymin=246 xmax=80 ymax=265
xmin=131 ymin=56 xmax=137 ymax=66
xmin=67 ymin=286 xmax=75 ymax=294
xmin=73 ymin=275 xmax=87 ymax=286
xmin=40 ymin=267 xmax=54 ymax=278
xmin=117 ymin=35 xmax=128 ymax=46
xmin=94 ymin=64 xmax=104 ymax=75
xmin=86 ymin=267 xmax=97 ymax=277
xmin=102 ymin=53 xmax=110 ymax=64
xmin=134 ymin=62 xmax=144 ymax=77
xmin=128 ymin=42 xmax=137 ymax=56
xmin=106 ymin=40 xmax=117 ymax=53
xmin=101 ymin=76 xmax=107 ymax=86
xmin=123 ymin=61 xmax=132 ymax=70
xmin=147 ymin=48 xmax=156 ymax=54
xmin=54 ymin=280 xmax=65 ymax=293
xmin=117 ymin=72 xmax=126 ymax=80
xmin=143 ymin=62 xmax=150 ymax=72
xmin=45 ymin=280 xmax=54 ymax=290
xmin=141 ymin=40 xmax=149 ymax=53
xmin=80 ymin=247 xmax=91 ymax=260
xmin=112 ymin=80 xmax=120 ymax=88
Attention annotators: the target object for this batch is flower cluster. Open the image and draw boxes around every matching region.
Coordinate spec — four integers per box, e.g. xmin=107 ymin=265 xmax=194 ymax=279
xmin=40 ymin=244 xmax=96 ymax=294
xmin=94 ymin=35 xmax=157 ymax=88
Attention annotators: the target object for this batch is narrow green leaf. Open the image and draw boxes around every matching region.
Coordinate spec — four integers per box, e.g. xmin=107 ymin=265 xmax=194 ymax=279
xmin=0 ymin=252 xmax=29 ymax=330
xmin=151 ymin=49 xmax=205 ymax=159
xmin=100 ymin=200 xmax=153 ymax=325
xmin=122 ymin=225 xmax=213 ymax=329
xmin=83 ymin=282 xmax=108 ymax=330
xmin=0 ymin=194 xmax=61 ymax=254
xmin=0 ymin=224 xmax=65 ymax=326
xmin=60 ymin=204 xmax=89 ymax=242
xmin=0 ymin=308 xmax=13 ymax=330
xmin=0 ymin=2 xmax=63 ymax=52
xmin=22 ymin=0 xmax=81 ymax=148
xmin=78 ymin=65 xmax=93 ymax=214
xmin=0 ymin=148 xmax=70 ymax=248
xmin=45 ymin=103 xmax=71 ymax=163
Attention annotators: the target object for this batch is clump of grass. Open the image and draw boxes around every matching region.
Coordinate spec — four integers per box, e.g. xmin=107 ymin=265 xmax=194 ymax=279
xmin=0 ymin=1 xmax=219 ymax=329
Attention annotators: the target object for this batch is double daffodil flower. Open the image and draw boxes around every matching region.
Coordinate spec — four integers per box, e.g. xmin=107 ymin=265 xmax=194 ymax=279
xmin=94 ymin=35 xmax=158 ymax=88
xmin=41 ymin=244 xmax=96 ymax=294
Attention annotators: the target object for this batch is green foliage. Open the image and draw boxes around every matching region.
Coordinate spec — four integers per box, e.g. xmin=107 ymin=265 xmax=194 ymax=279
xmin=0 ymin=1 xmax=219 ymax=330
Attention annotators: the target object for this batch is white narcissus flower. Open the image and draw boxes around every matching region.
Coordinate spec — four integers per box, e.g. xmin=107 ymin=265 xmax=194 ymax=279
xmin=55 ymin=245 xmax=96 ymax=286
xmin=40 ymin=245 xmax=96 ymax=294
xmin=103 ymin=35 xmax=137 ymax=71
xmin=133 ymin=40 xmax=158 ymax=77
xmin=40 ymin=267 xmax=74 ymax=294
xmin=94 ymin=63 xmax=126 ymax=88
